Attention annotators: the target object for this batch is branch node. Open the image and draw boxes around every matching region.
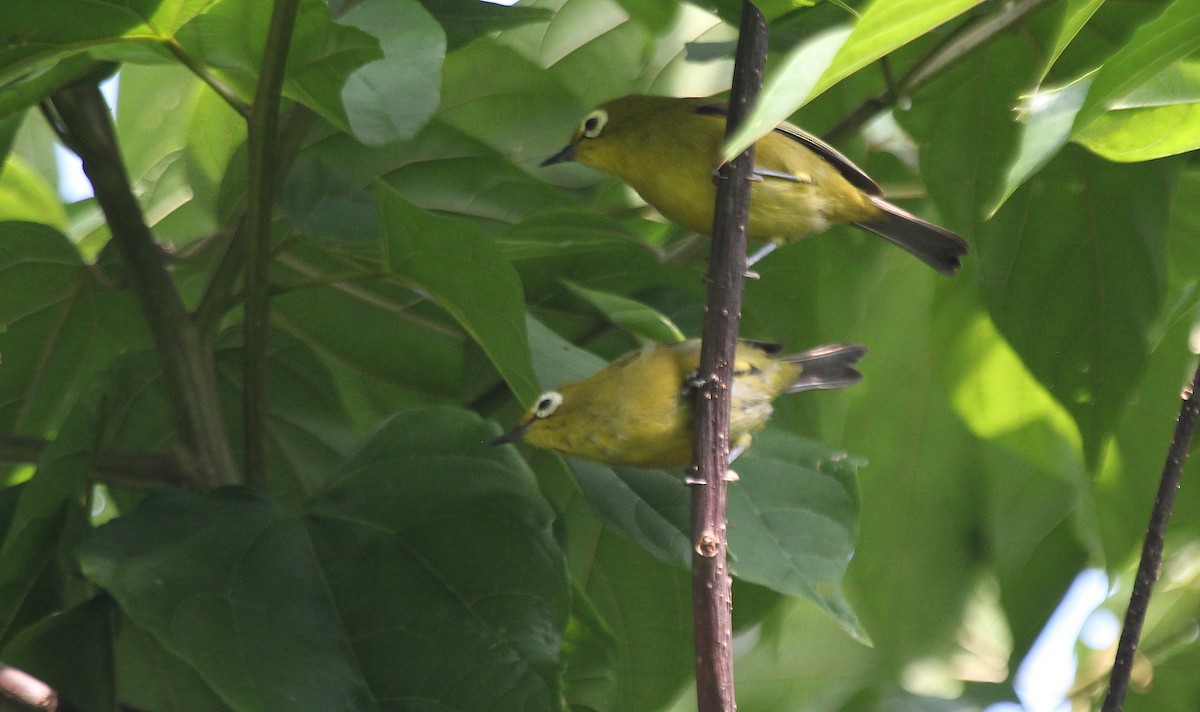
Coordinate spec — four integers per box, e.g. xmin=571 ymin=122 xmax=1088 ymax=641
xmin=695 ymin=532 xmax=721 ymax=558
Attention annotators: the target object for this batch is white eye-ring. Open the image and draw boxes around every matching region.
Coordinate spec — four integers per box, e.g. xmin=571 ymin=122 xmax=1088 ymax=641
xmin=533 ymin=391 xmax=564 ymax=418
xmin=580 ymin=109 xmax=608 ymax=139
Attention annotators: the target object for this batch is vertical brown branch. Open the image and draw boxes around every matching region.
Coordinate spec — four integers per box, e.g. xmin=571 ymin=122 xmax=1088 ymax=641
xmin=690 ymin=3 xmax=768 ymax=711
xmin=1101 ymin=360 xmax=1200 ymax=712
xmin=47 ymin=86 xmax=238 ymax=489
xmin=243 ymin=0 xmax=301 ymax=491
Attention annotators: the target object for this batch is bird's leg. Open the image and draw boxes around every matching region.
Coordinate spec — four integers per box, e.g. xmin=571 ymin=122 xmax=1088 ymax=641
xmin=724 ymin=438 xmax=750 ymax=482
xmin=684 ymin=370 xmax=713 ymax=486
xmin=746 ymin=241 xmax=778 ymax=268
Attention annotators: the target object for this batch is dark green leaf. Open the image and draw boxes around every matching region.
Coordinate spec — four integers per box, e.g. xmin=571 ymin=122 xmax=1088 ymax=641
xmin=2 ymin=596 xmax=115 ymax=712
xmin=978 ymin=147 xmax=1173 ymax=464
xmin=115 ymin=620 xmax=234 ymax=712
xmin=79 ymin=407 xmax=569 ymax=712
xmin=0 ymin=223 xmax=147 ymax=435
xmin=0 ymin=386 xmax=101 ymax=642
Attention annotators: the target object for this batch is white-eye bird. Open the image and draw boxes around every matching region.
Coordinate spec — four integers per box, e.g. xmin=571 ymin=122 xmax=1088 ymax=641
xmin=543 ymin=94 xmax=968 ymax=275
xmin=491 ymin=339 xmax=866 ymax=468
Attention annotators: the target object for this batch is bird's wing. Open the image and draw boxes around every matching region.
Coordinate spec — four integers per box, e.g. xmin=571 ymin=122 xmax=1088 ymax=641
xmin=694 ymin=103 xmax=883 ymax=196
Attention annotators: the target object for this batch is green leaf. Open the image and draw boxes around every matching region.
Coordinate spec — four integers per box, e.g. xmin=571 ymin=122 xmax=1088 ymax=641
xmin=339 ymin=0 xmax=445 ymax=146
xmin=563 ymin=281 xmax=686 ymax=344
xmin=722 ymin=26 xmax=850 ymax=163
xmin=727 ymin=429 xmax=865 ymax=640
xmin=0 ymin=222 xmax=147 ymax=435
xmin=501 ymin=210 xmax=676 ymax=309
xmin=438 ymin=39 xmax=584 ymax=168
xmin=572 ymin=461 xmax=692 ymax=566
xmin=173 ymin=0 xmax=382 ymax=132
xmin=0 ymin=157 xmax=69 ymax=229
xmin=376 ymin=184 xmax=540 ymax=403
xmin=0 ymin=386 xmax=101 ymax=642
xmin=824 ymin=260 xmax=990 ymax=669
xmin=897 ymin=33 xmax=1041 ymax=235
xmin=808 ymin=0 xmax=986 ymax=100
xmin=1071 ymin=0 xmax=1200 ymax=134
xmin=2 ymin=596 xmax=115 ymax=712
xmin=271 ymin=241 xmax=474 ymax=405
xmin=1075 ymin=61 xmax=1200 ymax=162
xmin=79 ymin=407 xmax=569 ymax=712
xmin=0 ymin=0 xmax=211 ymax=85
xmin=539 ymin=459 xmax=694 ymax=712
xmin=417 ymin=0 xmax=552 ymax=50
xmin=115 ymin=620 xmax=234 ymax=712
xmin=282 ymin=119 xmax=571 ymax=235
xmin=978 ymin=146 xmax=1173 ymax=466
xmin=1036 ymin=0 xmax=1104 ymax=84
xmin=991 ymin=77 xmax=1090 ymax=215
xmin=0 ymin=55 xmax=100 ymax=121
xmin=613 ymin=0 xmax=679 ymax=31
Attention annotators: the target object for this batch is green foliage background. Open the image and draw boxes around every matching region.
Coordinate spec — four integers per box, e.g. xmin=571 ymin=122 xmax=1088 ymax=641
xmin=0 ymin=0 xmax=1198 ymax=710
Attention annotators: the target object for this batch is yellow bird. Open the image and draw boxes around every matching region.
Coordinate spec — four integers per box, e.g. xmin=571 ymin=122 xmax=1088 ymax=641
xmin=491 ymin=340 xmax=866 ymax=468
xmin=543 ymin=94 xmax=968 ymax=275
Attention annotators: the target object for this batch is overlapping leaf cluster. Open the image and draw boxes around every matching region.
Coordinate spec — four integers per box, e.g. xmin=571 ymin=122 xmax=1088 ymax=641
xmin=0 ymin=0 xmax=1198 ymax=710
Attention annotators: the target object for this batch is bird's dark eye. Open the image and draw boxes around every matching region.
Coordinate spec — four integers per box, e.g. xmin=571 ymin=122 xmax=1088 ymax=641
xmin=580 ymin=109 xmax=608 ymax=139
xmin=534 ymin=391 xmax=564 ymax=418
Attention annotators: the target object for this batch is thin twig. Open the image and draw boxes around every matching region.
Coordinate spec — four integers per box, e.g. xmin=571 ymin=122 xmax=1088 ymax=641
xmin=689 ymin=3 xmax=768 ymax=711
xmin=0 ymin=663 xmax=56 ymax=711
xmin=243 ymin=0 xmax=302 ymax=492
xmin=824 ymin=0 xmax=1057 ymax=144
xmin=1101 ymin=360 xmax=1200 ymax=711
xmin=0 ymin=434 xmax=187 ymax=490
xmin=196 ymin=107 xmax=312 ymax=342
xmin=44 ymin=87 xmax=238 ymax=489
xmin=163 ymin=40 xmax=252 ymax=119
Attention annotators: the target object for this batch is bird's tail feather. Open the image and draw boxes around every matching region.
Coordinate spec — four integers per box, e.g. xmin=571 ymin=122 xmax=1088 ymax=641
xmin=783 ymin=343 xmax=867 ymax=393
xmin=853 ymin=195 xmax=969 ymax=276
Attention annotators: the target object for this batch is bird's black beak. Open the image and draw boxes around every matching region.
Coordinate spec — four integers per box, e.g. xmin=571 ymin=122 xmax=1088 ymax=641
xmin=488 ymin=421 xmax=531 ymax=446
xmin=540 ymin=142 xmax=577 ymax=167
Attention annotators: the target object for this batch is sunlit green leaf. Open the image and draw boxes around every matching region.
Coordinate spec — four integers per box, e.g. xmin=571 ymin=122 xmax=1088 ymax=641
xmin=722 ymin=26 xmax=850 ymax=163
xmin=808 ymin=0 xmax=986 ymax=100
xmin=1072 ymin=0 xmax=1200 ymax=134
xmin=339 ymin=0 xmax=445 ymax=145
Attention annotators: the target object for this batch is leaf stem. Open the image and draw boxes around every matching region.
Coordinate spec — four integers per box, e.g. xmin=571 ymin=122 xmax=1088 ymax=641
xmin=44 ymin=86 xmax=238 ymax=489
xmin=164 ymin=39 xmax=252 ymax=119
xmin=0 ymin=433 xmax=187 ymax=490
xmin=690 ymin=3 xmax=768 ymax=711
xmin=823 ymin=0 xmax=1057 ymax=144
xmin=1100 ymin=358 xmax=1200 ymax=711
xmin=243 ymin=0 xmax=302 ymax=492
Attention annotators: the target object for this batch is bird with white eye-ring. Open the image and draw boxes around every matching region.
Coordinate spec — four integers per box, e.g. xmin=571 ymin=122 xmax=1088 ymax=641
xmin=490 ymin=339 xmax=866 ymax=480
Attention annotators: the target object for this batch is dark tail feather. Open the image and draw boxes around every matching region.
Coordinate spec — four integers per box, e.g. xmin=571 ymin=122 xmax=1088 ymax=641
xmin=853 ymin=195 xmax=969 ymax=276
xmin=784 ymin=343 xmax=867 ymax=393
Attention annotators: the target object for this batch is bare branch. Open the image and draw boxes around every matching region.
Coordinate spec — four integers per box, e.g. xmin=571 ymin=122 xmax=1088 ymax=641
xmin=45 ymin=86 xmax=238 ymax=489
xmin=1101 ymin=360 xmax=1200 ymax=711
xmin=690 ymin=3 xmax=768 ymax=710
